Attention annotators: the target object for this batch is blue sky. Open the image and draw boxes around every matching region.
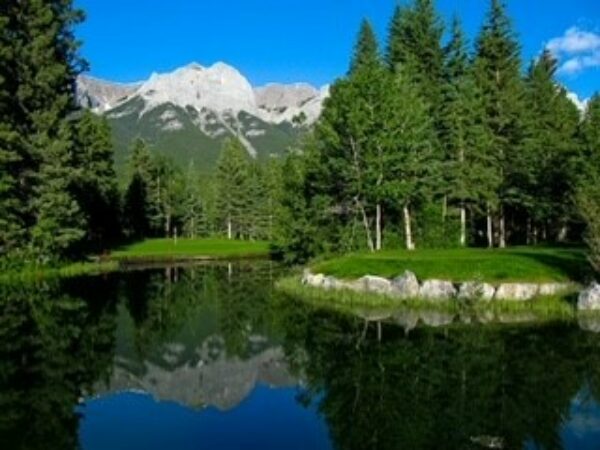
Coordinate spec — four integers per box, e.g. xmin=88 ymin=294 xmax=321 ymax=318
xmin=76 ymin=0 xmax=600 ymax=98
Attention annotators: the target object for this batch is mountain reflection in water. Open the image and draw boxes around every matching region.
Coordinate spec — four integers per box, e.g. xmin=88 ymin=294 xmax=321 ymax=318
xmin=2 ymin=261 xmax=600 ymax=450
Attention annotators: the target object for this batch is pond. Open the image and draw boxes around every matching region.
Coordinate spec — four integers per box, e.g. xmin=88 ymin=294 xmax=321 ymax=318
xmin=2 ymin=260 xmax=600 ymax=450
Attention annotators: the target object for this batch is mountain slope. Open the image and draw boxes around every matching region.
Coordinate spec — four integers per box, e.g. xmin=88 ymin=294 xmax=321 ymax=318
xmin=78 ymin=62 xmax=328 ymax=173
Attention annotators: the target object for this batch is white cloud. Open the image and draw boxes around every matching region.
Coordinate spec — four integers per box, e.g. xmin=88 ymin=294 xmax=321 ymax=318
xmin=559 ymin=50 xmax=600 ymax=75
xmin=547 ymin=27 xmax=600 ymax=55
xmin=546 ymin=27 xmax=600 ymax=76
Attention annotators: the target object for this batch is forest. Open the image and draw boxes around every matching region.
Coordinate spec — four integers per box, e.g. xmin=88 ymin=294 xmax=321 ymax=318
xmin=0 ymin=0 xmax=599 ymax=271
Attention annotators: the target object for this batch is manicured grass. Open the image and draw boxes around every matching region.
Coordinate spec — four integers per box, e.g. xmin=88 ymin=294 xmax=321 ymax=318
xmin=0 ymin=260 xmax=119 ymax=284
xmin=110 ymin=238 xmax=270 ymax=261
xmin=311 ymin=246 xmax=590 ymax=283
xmin=276 ymin=276 xmax=576 ymax=323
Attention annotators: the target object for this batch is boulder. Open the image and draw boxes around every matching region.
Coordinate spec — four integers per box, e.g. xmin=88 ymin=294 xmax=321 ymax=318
xmin=391 ymin=271 xmax=420 ymax=299
xmin=419 ymin=311 xmax=455 ymax=327
xmin=538 ymin=282 xmax=574 ymax=296
xmin=578 ymin=315 xmax=600 ymax=333
xmin=494 ymin=283 xmax=538 ymax=301
xmin=457 ymin=282 xmax=495 ymax=301
xmin=577 ymin=282 xmax=600 ymax=311
xmin=359 ymin=275 xmax=392 ymax=294
xmin=322 ymin=276 xmax=339 ymax=290
xmin=304 ymin=273 xmax=325 ymax=288
xmin=337 ymin=279 xmax=365 ymax=292
xmin=419 ymin=280 xmax=457 ymax=300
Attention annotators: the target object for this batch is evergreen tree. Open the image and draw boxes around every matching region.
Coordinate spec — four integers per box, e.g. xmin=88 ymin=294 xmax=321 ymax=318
xmin=215 ymin=138 xmax=251 ymax=239
xmin=124 ymin=139 xmax=154 ymax=239
xmin=181 ymin=161 xmax=206 ymax=239
xmin=349 ymin=20 xmax=380 ymax=74
xmin=522 ymin=50 xmax=580 ymax=242
xmin=74 ymin=110 xmax=120 ymax=251
xmin=441 ymin=18 xmax=499 ymax=246
xmin=473 ymin=0 xmax=526 ymax=247
xmin=577 ymin=94 xmax=600 ymax=271
xmin=0 ymin=1 xmax=26 ymax=259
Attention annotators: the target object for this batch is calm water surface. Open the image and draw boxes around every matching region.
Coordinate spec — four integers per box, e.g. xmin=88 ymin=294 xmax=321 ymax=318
xmin=2 ymin=261 xmax=600 ymax=450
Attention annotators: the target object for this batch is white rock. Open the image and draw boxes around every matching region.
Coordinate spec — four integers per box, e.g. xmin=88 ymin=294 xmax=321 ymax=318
xmin=419 ymin=280 xmax=457 ymax=300
xmin=538 ymin=283 xmax=574 ymax=296
xmin=391 ymin=271 xmax=420 ymax=299
xmin=419 ymin=311 xmax=455 ymax=327
xmin=304 ymin=273 xmax=325 ymax=288
xmin=494 ymin=283 xmax=539 ymax=301
xmin=578 ymin=282 xmax=600 ymax=311
xmin=358 ymin=275 xmax=392 ymax=294
xmin=458 ymin=282 xmax=495 ymax=301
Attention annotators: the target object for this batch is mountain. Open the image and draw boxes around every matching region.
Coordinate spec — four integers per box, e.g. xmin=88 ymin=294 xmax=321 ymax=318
xmin=78 ymin=62 xmax=328 ymax=172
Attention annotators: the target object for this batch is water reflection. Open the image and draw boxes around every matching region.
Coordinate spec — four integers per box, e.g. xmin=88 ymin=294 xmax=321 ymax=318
xmin=2 ymin=262 xmax=600 ymax=450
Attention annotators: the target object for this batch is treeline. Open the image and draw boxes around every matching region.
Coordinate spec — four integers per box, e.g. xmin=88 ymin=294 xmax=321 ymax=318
xmin=123 ymin=137 xmax=281 ymax=242
xmin=273 ymin=0 xmax=600 ymax=263
xmin=0 ymin=1 xmax=120 ymax=265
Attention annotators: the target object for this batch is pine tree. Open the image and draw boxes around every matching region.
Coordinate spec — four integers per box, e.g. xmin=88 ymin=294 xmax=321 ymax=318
xmin=576 ymin=94 xmax=600 ymax=271
xmin=473 ymin=0 xmax=526 ymax=247
xmin=74 ymin=110 xmax=120 ymax=251
xmin=181 ymin=161 xmax=205 ymax=239
xmin=441 ymin=18 xmax=499 ymax=246
xmin=349 ymin=20 xmax=380 ymax=75
xmin=124 ymin=139 xmax=154 ymax=239
xmin=215 ymin=138 xmax=251 ymax=239
xmin=0 ymin=1 xmax=25 ymax=259
xmin=522 ymin=50 xmax=580 ymax=242
xmin=12 ymin=0 xmax=88 ymax=261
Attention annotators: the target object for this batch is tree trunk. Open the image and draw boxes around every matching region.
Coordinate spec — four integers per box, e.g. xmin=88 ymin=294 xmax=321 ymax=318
xmin=356 ymin=198 xmax=374 ymax=252
xmin=227 ymin=215 xmax=232 ymax=240
xmin=558 ymin=221 xmax=568 ymax=242
xmin=487 ymin=205 xmax=493 ymax=249
xmin=375 ymin=203 xmax=382 ymax=251
xmin=403 ymin=204 xmax=415 ymax=251
xmin=460 ymin=204 xmax=466 ymax=247
xmin=499 ymin=211 xmax=506 ymax=248
xmin=442 ymin=196 xmax=448 ymax=221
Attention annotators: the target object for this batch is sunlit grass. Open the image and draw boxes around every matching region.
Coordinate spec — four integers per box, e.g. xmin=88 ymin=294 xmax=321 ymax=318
xmin=0 ymin=260 xmax=119 ymax=284
xmin=311 ymin=246 xmax=590 ymax=283
xmin=111 ymin=238 xmax=270 ymax=260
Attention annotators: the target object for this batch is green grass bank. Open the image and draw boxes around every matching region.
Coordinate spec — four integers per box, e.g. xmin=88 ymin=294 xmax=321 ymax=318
xmin=110 ymin=238 xmax=270 ymax=262
xmin=311 ymin=247 xmax=590 ymax=283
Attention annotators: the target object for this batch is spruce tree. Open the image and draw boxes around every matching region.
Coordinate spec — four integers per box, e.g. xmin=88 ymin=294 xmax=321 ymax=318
xmin=124 ymin=139 xmax=154 ymax=239
xmin=441 ymin=18 xmax=499 ymax=246
xmin=182 ymin=161 xmax=205 ymax=239
xmin=74 ymin=110 xmax=120 ymax=250
xmin=522 ymin=50 xmax=580 ymax=242
xmin=349 ymin=20 xmax=380 ymax=75
xmin=473 ymin=0 xmax=525 ymax=247
xmin=215 ymin=138 xmax=251 ymax=239
xmin=0 ymin=1 xmax=25 ymax=259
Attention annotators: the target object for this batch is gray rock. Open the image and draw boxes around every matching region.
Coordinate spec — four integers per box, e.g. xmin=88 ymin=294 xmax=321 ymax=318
xmin=393 ymin=311 xmax=421 ymax=332
xmin=578 ymin=282 xmax=600 ymax=311
xmin=538 ymin=282 xmax=574 ymax=296
xmin=578 ymin=315 xmax=600 ymax=332
xmin=322 ymin=276 xmax=339 ymax=290
xmin=359 ymin=275 xmax=392 ymax=294
xmin=337 ymin=279 xmax=365 ymax=292
xmin=419 ymin=311 xmax=455 ymax=327
xmin=419 ymin=280 xmax=457 ymax=300
xmin=391 ymin=271 xmax=420 ymax=299
xmin=494 ymin=283 xmax=539 ymax=301
xmin=457 ymin=282 xmax=495 ymax=301
xmin=304 ymin=273 xmax=325 ymax=288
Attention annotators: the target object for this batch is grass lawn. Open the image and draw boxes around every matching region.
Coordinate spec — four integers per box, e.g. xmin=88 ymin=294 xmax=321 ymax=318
xmin=311 ymin=246 xmax=591 ymax=283
xmin=110 ymin=238 xmax=270 ymax=261
xmin=0 ymin=260 xmax=119 ymax=284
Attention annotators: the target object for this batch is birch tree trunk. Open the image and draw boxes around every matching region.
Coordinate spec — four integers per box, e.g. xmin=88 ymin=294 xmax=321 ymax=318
xmin=499 ymin=207 xmax=506 ymax=248
xmin=487 ymin=204 xmax=494 ymax=248
xmin=357 ymin=198 xmax=375 ymax=252
xmin=403 ymin=204 xmax=415 ymax=251
xmin=460 ymin=204 xmax=466 ymax=247
xmin=375 ymin=203 xmax=382 ymax=251
xmin=227 ymin=215 xmax=232 ymax=240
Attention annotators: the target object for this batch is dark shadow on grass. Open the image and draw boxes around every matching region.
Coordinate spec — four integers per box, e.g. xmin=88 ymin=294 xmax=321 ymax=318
xmin=509 ymin=249 xmax=593 ymax=283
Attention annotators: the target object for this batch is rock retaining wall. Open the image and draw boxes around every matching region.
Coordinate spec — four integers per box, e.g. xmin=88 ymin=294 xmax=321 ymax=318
xmin=302 ymin=269 xmax=581 ymax=304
